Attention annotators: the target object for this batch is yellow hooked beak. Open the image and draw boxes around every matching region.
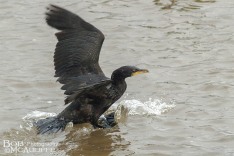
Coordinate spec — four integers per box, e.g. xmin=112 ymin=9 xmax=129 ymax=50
xmin=131 ymin=69 xmax=149 ymax=76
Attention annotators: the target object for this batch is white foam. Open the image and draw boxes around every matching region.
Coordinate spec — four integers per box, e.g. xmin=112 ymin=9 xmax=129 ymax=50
xmin=22 ymin=110 xmax=56 ymax=121
xmin=21 ymin=111 xmax=57 ymax=131
xmin=115 ymin=98 xmax=175 ymax=116
xmin=21 ymin=99 xmax=175 ymax=130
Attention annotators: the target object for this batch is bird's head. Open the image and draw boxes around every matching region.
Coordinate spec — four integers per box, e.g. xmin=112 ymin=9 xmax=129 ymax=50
xmin=111 ymin=66 xmax=149 ymax=81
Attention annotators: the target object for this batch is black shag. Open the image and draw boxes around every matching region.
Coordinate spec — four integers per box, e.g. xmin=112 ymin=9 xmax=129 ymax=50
xmin=34 ymin=5 xmax=149 ymax=134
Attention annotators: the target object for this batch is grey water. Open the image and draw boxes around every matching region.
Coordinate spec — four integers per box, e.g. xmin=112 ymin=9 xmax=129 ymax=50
xmin=0 ymin=0 xmax=234 ymax=155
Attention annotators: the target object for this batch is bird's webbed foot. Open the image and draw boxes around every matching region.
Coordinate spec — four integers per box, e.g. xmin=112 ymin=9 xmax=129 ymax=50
xmin=93 ymin=112 xmax=117 ymax=129
xmin=104 ymin=112 xmax=117 ymax=127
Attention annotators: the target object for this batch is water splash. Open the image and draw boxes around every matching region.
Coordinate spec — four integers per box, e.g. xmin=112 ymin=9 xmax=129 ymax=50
xmin=115 ymin=98 xmax=175 ymax=117
xmin=21 ymin=110 xmax=57 ymax=131
xmin=21 ymin=98 xmax=175 ymax=130
xmin=22 ymin=110 xmax=56 ymax=121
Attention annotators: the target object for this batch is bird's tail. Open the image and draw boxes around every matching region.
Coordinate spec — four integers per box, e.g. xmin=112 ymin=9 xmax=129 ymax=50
xmin=34 ymin=116 xmax=69 ymax=134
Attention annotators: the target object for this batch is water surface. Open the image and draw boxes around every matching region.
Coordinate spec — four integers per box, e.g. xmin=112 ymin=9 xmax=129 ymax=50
xmin=0 ymin=0 xmax=234 ymax=155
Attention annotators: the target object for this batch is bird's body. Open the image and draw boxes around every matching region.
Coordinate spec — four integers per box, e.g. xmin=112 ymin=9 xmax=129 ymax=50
xmin=57 ymin=77 xmax=126 ymax=127
xmin=34 ymin=5 xmax=148 ymax=134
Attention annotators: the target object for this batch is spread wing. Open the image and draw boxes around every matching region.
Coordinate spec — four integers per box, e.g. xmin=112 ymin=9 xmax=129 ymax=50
xmin=46 ymin=5 xmax=111 ymax=103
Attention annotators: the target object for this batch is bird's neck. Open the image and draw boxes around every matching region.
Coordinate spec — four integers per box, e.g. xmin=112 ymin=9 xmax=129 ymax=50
xmin=111 ymin=75 xmax=126 ymax=85
xmin=112 ymin=78 xmax=126 ymax=86
xmin=111 ymin=77 xmax=127 ymax=93
xmin=111 ymin=70 xmax=126 ymax=82
xmin=111 ymin=69 xmax=127 ymax=90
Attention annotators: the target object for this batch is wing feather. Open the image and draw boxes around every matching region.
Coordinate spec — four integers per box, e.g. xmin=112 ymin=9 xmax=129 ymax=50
xmin=46 ymin=5 xmax=105 ymax=78
xmin=46 ymin=5 xmax=110 ymax=104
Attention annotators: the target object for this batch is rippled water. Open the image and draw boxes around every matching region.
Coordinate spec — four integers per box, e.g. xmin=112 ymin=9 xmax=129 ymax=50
xmin=0 ymin=0 xmax=234 ymax=155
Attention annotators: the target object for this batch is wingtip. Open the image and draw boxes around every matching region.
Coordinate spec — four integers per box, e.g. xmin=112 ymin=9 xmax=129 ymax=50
xmin=45 ymin=4 xmax=54 ymax=20
xmin=46 ymin=4 xmax=59 ymax=10
xmin=45 ymin=4 xmax=62 ymax=16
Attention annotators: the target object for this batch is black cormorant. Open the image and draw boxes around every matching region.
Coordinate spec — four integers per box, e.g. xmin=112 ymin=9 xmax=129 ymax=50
xmin=34 ymin=5 xmax=149 ymax=134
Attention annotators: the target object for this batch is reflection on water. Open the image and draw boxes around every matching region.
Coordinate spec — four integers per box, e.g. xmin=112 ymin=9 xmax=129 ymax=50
xmin=194 ymin=0 xmax=216 ymax=3
xmin=154 ymin=0 xmax=177 ymax=9
xmin=0 ymin=98 xmax=171 ymax=155
xmin=0 ymin=97 xmax=171 ymax=155
xmin=0 ymin=124 xmax=131 ymax=156
xmin=2 ymin=98 xmax=169 ymax=155
xmin=58 ymin=127 xmax=131 ymax=156
xmin=154 ymin=0 xmax=216 ymax=10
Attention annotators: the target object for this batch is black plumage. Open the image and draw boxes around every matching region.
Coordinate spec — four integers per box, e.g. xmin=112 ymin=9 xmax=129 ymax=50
xmin=34 ymin=5 xmax=148 ymax=134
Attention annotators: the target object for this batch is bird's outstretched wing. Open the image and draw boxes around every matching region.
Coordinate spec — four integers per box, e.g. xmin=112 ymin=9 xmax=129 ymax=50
xmin=46 ymin=4 xmax=105 ymax=79
xmin=46 ymin=5 xmax=111 ymax=103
